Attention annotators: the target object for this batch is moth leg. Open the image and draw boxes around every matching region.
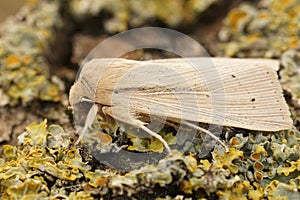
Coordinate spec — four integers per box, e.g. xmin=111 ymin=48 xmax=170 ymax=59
xmin=75 ymin=103 xmax=99 ymax=145
xmin=183 ymin=121 xmax=229 ymax=153
xmin=102 ymin=106 xmax=172 ymax=154
xmin=139 ymin=125 xmax=171 ymax=154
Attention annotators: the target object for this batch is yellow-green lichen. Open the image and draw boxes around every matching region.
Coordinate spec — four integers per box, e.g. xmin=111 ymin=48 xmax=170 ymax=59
xmin=67 ymin=0 xmax=218 ymax=33
xmin=0 ymin=120 xmax=92 ymax=199
xmin=0 ymin=120 xmax=300 ymax=199
xmin=212 ymin=148 xmax=244 ymax=174
xmin=127 ymin=132 xmax=177 ymax=153
xmin=0 ymin=0 xmax=65 ymax=106
xmin=3 ymin=179 xmax=47 ymax=200
xmin=266 ymin=180 xmax=300 ymax=200
xmin=280 ymin=50 xmax=300 ymax=125
xmin=218 ymin=1 xmax=300 ymax=58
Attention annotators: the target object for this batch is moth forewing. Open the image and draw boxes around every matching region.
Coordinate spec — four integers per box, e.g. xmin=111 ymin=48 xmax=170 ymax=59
xmin=97 ymin=58 xmax=292 ymax=130
xmin=209 ymin=58 xmax=292 ymax=131
xmin=71 ymin=57 xmax=293 ymax=153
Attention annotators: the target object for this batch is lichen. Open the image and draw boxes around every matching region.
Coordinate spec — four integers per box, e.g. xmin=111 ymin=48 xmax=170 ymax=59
xmin=0 ymin=0 xmax=65 ymax=106
xmin=67 ymin=0 xmax=218 ymax=33
xmin=0 ymin=120 xmax=92 ymax=199
xmin=280 ymin=50 xmax=300 ymax=126
xmin=126 ymin=132 xmax=177 ymax=153
xmin=218 ymin=1 xmax=300 ymax=58
xmin=0 ymin=120 xmax=299 ymax=199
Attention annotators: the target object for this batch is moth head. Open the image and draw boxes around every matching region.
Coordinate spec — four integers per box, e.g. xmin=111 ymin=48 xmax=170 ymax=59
xmin=69 ymin=81 xmax=83 ymax=109
xmin=69 ymin=80 xmax=96 ymax=129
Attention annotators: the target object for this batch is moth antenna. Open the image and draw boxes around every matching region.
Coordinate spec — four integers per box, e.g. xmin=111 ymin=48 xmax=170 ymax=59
xmin=183 ymin=121 xmax=229 ymax=153
xmin=140 ymin=125 xmax=171 ymax=154
xmin=74 ymin=121 xmax=88 ymax=145
xmin=74 ymin=104 xmax=98 ymax=145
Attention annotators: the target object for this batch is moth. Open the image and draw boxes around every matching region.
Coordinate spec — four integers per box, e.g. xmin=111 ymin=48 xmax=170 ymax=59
xmin=69 ymin=57 xmax=293 ymax=153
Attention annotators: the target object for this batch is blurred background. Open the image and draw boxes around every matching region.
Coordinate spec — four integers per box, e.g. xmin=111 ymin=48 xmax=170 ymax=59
xmin=0 ymin=0 xmax=24 ymax=22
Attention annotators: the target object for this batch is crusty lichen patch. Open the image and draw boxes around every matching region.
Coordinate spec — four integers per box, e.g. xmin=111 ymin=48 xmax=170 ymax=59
xmin=67 ymin=0 xmax=218 ymax=33
xmin=0 ymin=0 xmax=65 ymax=106
xmin=0 ymin=120 xmax=299 ymax=199
xmin=218 ymin=1 xmax=300 ymax=58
